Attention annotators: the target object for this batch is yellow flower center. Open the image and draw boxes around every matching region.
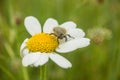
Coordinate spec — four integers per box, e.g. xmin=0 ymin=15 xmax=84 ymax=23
xmin=26 ymin=33 xmax=58 ymax=53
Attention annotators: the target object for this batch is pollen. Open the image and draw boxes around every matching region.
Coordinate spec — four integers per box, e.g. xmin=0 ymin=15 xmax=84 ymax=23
xmin=26 ymin=33 xmax=58 ymax=53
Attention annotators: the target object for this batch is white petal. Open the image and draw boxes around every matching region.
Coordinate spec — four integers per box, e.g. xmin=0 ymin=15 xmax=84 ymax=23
xmin=21 ymin=48 xmax=29 ymax=57
xmin=43 ymin=18 xmax=58 ymax=33
xmin=77 ymin=38 xmax=90 ymax=48
xmin=60 ymin=21 xmax=76 ymax=30
xmin=56 ymin=38 xmax=90 ymax=53
xmin=24 ymin=16 xmax=41 ymax=35
xmin=56 ymin=39 xmax=79 ymax=53
xmin=34 ymin=53 xmax=49 ymax=67
xmin=20 ymin=38 xmax=29 ymax=57
xmin=67 ymin=28 xmax=85 ymax=38
xmin=49 ymin=53 xmax=72 ymax=69
xmin=20 ymin=38 xmax=28 ymax=53
xmin=22 ymin=53 xmax=41 ymax=67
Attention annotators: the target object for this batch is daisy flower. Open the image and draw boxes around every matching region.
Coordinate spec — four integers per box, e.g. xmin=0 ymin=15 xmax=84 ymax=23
xmin=20 ymin=16 xmax=90 ymax=69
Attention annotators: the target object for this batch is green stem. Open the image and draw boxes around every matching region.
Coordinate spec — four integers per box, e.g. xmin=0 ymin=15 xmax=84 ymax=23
xmin=4 ymin=42 xmax=15 ymax=59
xmin=40 ymin=65 xmax=46 ymax=80
xmin=22 ymin=67 xmax=29 ymax=80
xmin=7 ymin=0 xmax=14 ymax=27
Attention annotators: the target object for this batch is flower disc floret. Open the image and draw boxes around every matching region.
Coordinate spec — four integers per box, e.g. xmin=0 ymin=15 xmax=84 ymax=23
xmin=26 ymin=33 xmax=58 ymax=53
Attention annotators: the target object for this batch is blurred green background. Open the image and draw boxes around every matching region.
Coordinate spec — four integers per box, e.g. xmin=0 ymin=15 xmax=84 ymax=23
xmin=0 ymin=0 xmax=120 ymax=80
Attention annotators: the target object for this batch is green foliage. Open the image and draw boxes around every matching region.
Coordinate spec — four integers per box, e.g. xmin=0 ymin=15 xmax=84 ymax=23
xmin=0 ymin=0 xmax=120 ymax=80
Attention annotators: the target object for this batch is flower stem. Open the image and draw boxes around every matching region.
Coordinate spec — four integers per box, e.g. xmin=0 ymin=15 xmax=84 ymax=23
xmin=22 ymin=67 xmax=29 ymax=80
xmin=40 ymin=65 xmax=46 ymax=80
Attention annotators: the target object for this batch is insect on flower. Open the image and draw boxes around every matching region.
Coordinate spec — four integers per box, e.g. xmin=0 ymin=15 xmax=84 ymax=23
xmin=20 ymin=16 xmax=90 ymax=69
xmin=50 ymin=26 xmax=74 ymax=42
